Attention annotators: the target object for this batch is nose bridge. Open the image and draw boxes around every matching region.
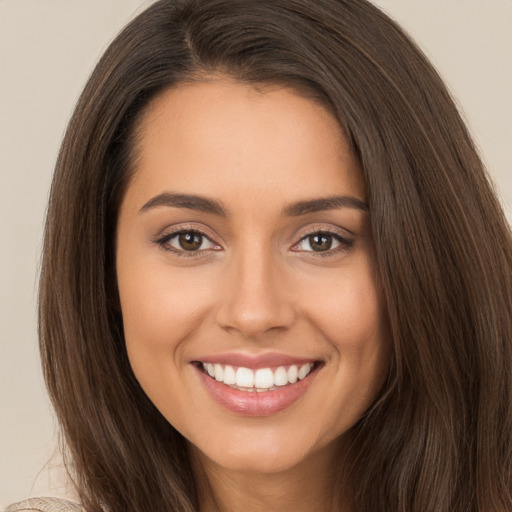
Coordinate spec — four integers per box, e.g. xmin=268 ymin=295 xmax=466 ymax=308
xmin=216 ymin=238 xmax=295 ymax=338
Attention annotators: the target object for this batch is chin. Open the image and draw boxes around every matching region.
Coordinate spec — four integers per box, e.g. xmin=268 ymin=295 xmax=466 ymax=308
xmin=187 ymin=418 xmax=345 ymax=477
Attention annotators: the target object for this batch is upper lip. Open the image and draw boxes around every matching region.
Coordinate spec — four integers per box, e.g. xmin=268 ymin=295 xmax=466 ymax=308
xmin=192 ymin=352 xmax=320 ymax=369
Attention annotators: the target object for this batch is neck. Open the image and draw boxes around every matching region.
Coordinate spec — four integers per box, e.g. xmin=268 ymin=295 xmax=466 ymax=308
xmin=191 ymin=439 xmax=351 ymax=512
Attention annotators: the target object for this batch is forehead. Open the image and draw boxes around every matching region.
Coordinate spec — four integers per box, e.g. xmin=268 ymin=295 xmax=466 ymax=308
xmin=126 ymin=79 xmax=365 ymax=209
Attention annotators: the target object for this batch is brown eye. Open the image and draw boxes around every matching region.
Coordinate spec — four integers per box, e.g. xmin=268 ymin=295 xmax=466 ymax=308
xmin=308 ymin=234 xmax=333 ymax=252
xmin=178 ymin=232 xmax=203 ymax=251
xmin=156 ymin=229 xmax=220 ymax=255
xmin=292 ymin=230 xmax=353 ymax=255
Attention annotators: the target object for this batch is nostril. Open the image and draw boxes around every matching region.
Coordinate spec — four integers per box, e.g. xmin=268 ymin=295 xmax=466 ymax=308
xmin=214 ymin=263 xmax=296 ymax=337
xmin=215 ymin=301 xmax=297 ymax=339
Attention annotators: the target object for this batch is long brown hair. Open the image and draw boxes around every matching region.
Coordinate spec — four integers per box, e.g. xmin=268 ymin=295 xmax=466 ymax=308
xmin=39 ymin=0 xmax=512 ymax=510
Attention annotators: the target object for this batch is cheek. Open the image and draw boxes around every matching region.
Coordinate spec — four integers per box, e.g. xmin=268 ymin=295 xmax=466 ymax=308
xmin=305 ymin=265 xmax=387 ymax=350
xmin=117 ymin=261 xmax=222 ymax=432
xmin=301 ymin=261 xmax=391 ymax=410
xmin=117 ymin=256 xmax=218 ymax=377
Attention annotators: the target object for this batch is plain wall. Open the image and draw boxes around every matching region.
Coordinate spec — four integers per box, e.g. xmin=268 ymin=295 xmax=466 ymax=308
xmin=1 ymin=0 xmax=511 ymax=506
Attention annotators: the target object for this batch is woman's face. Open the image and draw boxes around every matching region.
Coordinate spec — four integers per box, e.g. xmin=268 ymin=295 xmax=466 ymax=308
xmin=116 ymin=80 xmax=391 ymax=475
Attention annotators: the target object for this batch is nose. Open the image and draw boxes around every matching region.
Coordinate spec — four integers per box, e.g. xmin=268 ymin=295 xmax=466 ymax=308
xmin=215 ymin=246 xmax=296 ymax=340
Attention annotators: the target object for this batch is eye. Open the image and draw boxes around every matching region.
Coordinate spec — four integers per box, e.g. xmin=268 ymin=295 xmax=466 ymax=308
xmin=156 ymin=229 xmax=220 ymax=254
xmin=292 ymin=231 xmax=353 ymax=254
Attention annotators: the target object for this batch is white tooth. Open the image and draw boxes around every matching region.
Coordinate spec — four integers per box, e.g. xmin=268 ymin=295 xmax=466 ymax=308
xmin=223 ymin=365 xmax=236 ymax=385
xmin=206 ymin=363 xmax=215 ymax=377
xmin=255 ymin=368 xmax=274 ymax=389
xmin=236 ymin=367 xmax=254 ymax=388
xmin=298 ymin=363 xmax=311 ymax=380
xmin=214 ymin=364 xmax=224 ymax=381
xmin=274 ymin=366 xmax=288 ymax=386
xmin=287 ymin=365 xmax=298 ymax=384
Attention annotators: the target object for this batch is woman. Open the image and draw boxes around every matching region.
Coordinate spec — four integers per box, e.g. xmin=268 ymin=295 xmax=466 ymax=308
xmin=7 ymin=0 xmax=512 ymax=510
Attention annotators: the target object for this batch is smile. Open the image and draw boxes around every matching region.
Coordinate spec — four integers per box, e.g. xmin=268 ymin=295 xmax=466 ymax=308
xmin=201 ymin=362 xmax=315 ymax=392
xmin=193 ymin=357 xmax=321 ymax=416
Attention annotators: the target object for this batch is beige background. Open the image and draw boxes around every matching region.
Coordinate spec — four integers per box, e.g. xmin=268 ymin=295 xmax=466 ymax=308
xmin=1 ymin=0 xmax=511 ymax=506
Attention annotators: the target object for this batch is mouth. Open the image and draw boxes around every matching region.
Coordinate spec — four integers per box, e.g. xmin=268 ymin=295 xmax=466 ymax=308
xmin=196 ymin=361 xmax=319 ymax=392
xmin=192 ymin=358 xmax=323 ymax=416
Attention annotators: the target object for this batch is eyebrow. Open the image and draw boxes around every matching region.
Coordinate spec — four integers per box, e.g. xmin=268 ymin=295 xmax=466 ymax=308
xmin=139 ymin=192 xmax=368 ymax=217
xmin=282 ymin=195 xmax=368 ymax=217
xmin=139 ymin=193 xmax=228 ymax=216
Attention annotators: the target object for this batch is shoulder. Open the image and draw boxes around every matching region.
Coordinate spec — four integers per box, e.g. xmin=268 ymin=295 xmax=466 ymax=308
xmin=4 ymin=497 xmax=83 ymax=512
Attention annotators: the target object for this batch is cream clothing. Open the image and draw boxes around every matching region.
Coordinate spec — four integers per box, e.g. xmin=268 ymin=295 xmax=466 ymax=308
xmin=5 ymin=498 xmax=83 ymax=512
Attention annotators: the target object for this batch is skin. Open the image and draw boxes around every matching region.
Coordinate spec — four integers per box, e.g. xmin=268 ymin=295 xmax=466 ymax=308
xmin=116 ymin=79 xmax=392 ymax=511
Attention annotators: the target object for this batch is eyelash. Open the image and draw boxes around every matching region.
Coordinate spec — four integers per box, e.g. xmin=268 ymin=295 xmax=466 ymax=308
xmin=154 ymin=226 xmax=354 ymax=258
xmin=291 ymin=228 xmax=354 ymax=257
xmin=154 ymin=226 xmax=220 ymax=258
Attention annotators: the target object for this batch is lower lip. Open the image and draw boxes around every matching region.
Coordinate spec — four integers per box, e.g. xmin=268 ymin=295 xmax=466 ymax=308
xmin=195 ymin=365 xmax=318 ymax=416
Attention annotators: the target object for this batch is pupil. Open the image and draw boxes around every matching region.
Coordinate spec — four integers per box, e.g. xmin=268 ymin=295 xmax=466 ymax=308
xmin=310 ymin=234 xmax=332 ymax=251
xmin=179 ymin=232 xmax=202 ymax=251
